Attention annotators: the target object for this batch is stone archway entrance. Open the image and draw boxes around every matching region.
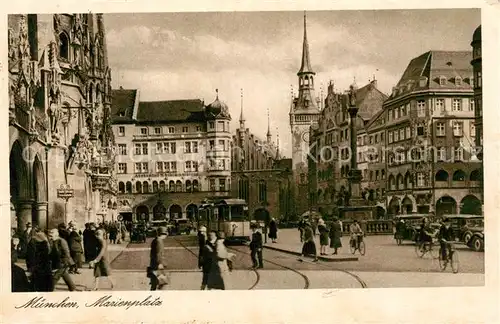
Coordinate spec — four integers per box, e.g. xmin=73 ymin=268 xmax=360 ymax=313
xmin=253 ymin=208 xmax=270 ymax=223
xmin=436 ymin=196 xmax=457 ymax=217
xmin=136 ymin=205 xmax=149 ymax=222
xmin=401 ymin=197 xmax=413 ymax=214
xmin=10 ymin=141 xmax=31 ymax=231
xmin=153 ymin=201 xmax=166 ymax=220
xmin=460 ymin=195 xmax=482 ymax=215
xmin=388 ymin=197 xmax=400 ymax=217
xmin=169 ymin=204 xmax=183 ymax=219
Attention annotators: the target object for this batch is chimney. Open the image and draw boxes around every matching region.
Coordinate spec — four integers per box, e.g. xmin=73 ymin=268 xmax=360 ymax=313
xmin=371 ymin=79 xmax=378 ymax=88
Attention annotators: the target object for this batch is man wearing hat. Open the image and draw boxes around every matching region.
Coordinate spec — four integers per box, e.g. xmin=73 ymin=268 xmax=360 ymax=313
xmin=249 ymin=222 xmax=264 ymax=269
xmin=197 ymin=226 xmax=207 ymax=269
xmin=149 ymin=226 xmax=168 ymax=290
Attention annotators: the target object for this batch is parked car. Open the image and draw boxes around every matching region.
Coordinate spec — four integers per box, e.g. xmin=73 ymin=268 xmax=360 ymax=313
xmin=130 ymin=223 xmax=147 ymax=243
xmin=442 ymin=214 xmax=484 ymax=252
xmin=168 ymin=219 xmax=194 ymax=235
xmin=147 ymin=220 xmax=169 ymax=237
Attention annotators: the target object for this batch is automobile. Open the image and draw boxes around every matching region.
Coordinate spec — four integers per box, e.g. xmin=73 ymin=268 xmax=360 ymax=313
xmin=393 ymin=214 xmax=439 ymax=244
xmin=168 ymin=219 xmax=194 ymax=235
xmin=146 ymin=220 xmax=169 ymax=237
xmin=130 ymin=223 xmax=147 ymax=243
xmin=442 ymin=214 xmax=484 ymax=252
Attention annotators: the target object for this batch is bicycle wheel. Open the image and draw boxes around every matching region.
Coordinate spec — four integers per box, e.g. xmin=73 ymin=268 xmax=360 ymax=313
xmin=430 ymin=243 xmax=440 ymax=259
xmin=350 ymin=240 xmax=356 ymax=254
xmin=415 ymin=242 xmax=425 ymax=258
xmin=359 ymin=241 xmax=366 ymax=255
xmin=438 ymin=249 xmax=447 ymax=271
xmin=450 ymin=251 xmax=459 ymax=274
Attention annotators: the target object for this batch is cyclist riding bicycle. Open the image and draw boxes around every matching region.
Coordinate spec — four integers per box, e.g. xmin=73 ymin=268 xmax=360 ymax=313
xmin=438 ymin=218 xmax=455 ymax=262
xmin=350 ymin=220 xmax=364 ymax=249
xmin=418 ymin=217 xmax=434 ymax=246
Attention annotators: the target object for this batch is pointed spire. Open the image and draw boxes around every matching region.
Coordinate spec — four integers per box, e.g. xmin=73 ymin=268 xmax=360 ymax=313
xmin=298 ymin=11 xmax=314 ymax=75
xmin=239 ymin=88 xmax=245 ymax=128
xmin=267 ymin=108 xmax=272 ymax=142
xmin=215 ymin=88 xmax=219 ymax=100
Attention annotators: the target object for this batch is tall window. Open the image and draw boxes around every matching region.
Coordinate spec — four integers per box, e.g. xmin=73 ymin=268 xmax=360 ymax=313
xmin=417 ymin=100 xmax=426 ymax=117
xmin=118 ymin=144 xmax=127 ymax=155
xmin=406 ymin=126 xmax=411 ymax=139
xmin=209 ymin=179 xmax=216 ymax=191
xmin=454 ymin=147 xmax=463 ymax=161
xmin=417 ymin=173 xmax=425 ymax=187
xmin=470 ymin=123 xmax=476 ymax=138
xmin=399 ymin=129 xmax=405 ymax=141
xmin=435 ymin=99 xmax=445 ymax=112
xmin=453 ymin=121 xmax=463 ymax=137
xmin=142 ymin=143 xmax=148 ymax=155
xmin=156 ymin=143 xmax=163 ymax=154
xmin=452 ymin=99 xmax=462 ymax=112
xmin=156 ymin=161 xmax=163 ymax=172
xmin=258 ymin=180 xmax=267 ymax=202
xmin=476 ymin=71 xmax=482 ymax=88
xmin=118 ymin=163 xmax=127 ymax=174
xmin=118 ymin=126 xmax=125 ymax=136
xmin=140 ymin=128 xmax=147 ymax=135
xmin=388 ymin=131 xmax=393 ymax=143
xmin=185 ymin=161 xmax=192 ymax=172
xmin=168 ymin=127 xmax=175 ymax=133
xmin=436 ymin=122 xmax=445 ymax=136
xmin=394 ymin=130 xmax=399 ymax=142
xmin=469 ymin=99 xmax=475 ymax=112
xmin=182 ymin=126 xmax=188 ymax=133
xmin=185 ymin=142 xmax=191 ymax=153
xmin=135 ymin=144 xmax=141 ymax=155
xmin=219 ymin=179 xmax=226 ymax=191
xmin=154 ymin=127 xmax=161 ymax=134
xmin=437 ymin=147 xmax=446 ymax=161
xmin=59 ymin=32 xmax=69 ymax=60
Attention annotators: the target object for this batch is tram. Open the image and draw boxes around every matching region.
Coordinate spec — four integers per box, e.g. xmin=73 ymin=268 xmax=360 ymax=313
xmin=198 ymin=198 xmax=251 ymax=245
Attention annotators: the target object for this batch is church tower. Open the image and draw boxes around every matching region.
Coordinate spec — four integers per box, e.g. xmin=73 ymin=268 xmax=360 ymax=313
xmin=289 ymin=12 xmax=320 ymax=215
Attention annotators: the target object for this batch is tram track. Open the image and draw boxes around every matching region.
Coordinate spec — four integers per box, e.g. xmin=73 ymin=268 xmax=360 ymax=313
xmin=171 ymin=236 xmax=261 ymax=290
xmin=226 ymin=246 xmax=310 ymax=289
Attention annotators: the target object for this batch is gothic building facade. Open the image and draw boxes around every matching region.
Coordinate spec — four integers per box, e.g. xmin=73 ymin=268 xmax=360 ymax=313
xmin=231 ymin=92 xmax=293 ymax=222
xmin=111 ymin=89 xmax=232 ymax=223
xmin=289 ymin=14 xmax=321 ymax=217
xmin=9 ymin=14 xmax=117 ymax=231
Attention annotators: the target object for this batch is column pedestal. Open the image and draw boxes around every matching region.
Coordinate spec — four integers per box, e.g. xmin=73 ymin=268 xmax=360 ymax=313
xmin=34 ymin=201 xmax=48 ymax=230
xmin=17 ymin=200 xmax=34 ymax=231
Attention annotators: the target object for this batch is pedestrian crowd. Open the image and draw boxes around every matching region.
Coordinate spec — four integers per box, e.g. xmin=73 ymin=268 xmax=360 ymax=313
xmin=297 ymin=217 xmax=343 ymax=261
xmin=11 ymin=220 xmax=126 ymax=292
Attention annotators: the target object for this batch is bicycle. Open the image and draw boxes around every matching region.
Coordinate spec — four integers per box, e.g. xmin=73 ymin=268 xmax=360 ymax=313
xmin=438 ymin=242 xmax=459 ymax=273
xmin=414 ymin=238 xmax=439 ymax=259
xmin=349 ymin=234 xmax=366 ymax=255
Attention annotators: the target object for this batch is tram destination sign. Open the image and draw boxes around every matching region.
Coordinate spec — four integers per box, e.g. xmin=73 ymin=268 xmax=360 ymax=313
xmin=57 ymin=184 xmax=74 ymax=199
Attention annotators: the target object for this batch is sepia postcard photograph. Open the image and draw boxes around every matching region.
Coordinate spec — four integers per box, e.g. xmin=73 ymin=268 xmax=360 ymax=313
xmin=1 ymin=1 xmax=498 ymax=323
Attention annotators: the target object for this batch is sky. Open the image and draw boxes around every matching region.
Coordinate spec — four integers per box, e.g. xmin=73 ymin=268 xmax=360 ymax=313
xmin=104 ymin=9 xmax=480 ymax=158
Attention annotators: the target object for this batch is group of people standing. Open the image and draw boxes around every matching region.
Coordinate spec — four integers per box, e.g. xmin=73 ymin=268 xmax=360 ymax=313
xmin=11 ymin=221 xmax=115 ymax=292
xmin=298 ymin=217 xmax=343 ymax=261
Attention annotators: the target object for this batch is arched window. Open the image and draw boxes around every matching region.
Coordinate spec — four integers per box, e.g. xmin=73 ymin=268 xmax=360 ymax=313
xmin=435 ymin=170 xmax=449 ymax=182
xmin=258 ymin=180 xmax=267 ymax=202
xmin=192 ymin=180 xmax=199 ymax=192
xmin=405 ymin=172 xmax=412 ymax=189
xmin=169 ymin=180 xmax=175 ymax=192
xmin=186 ymin=180 xmax=192 ymax=192
xmin=135 ymin=181 xmax=142 ymax=193
xmin=470 ymin=169 xmax=482 ymax=181
xmin=159 ymin=180 xmax=166 ymax=192
xmin=59 ymin=32 xmax=69 ymax=60
xmin=176 ymin=180 xmax=182 ymax=192
xmin=452 ymin=170 xmax=466 ymax=181
xmin=126 ymin=181 xmax=132 ymax=194
xmin=118 ymin=182 xmax=125 ymax=193
xmin=152 ymin=181 xmax=158 ymax=193
xmin=142 ymin=181 xmax=149 ymax=193
xmin=389 ymin=175 xmax=396 ymax=190
xmin=397 ymin=174 xmax=404 ymax=189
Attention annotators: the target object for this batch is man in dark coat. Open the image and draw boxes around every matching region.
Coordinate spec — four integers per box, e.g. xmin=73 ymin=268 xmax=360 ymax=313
xmin=200 ymin=231 xmax=217 ymax=290
xmin=11 ymin=243 xmax=31 ymax=292
xmin=149 ymin=226 xmax=168 ymax=291
xmin=197 ymin=226 xmax=207 ymax=269
xmin=48 ymin=228 xmax=76 ymax=291
xmin=83 ymin=223 xmax=98 ymax=263
xmin=68 ymin=223 xmax=84 ymax=274
xmin=26 ymin=228 xmax=53 ymax=292
xmin=250 ymin=223 xmax=264 ymax=268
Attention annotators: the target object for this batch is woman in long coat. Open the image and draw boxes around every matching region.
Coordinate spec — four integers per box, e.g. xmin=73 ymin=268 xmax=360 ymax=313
xmin=299 ymin=222 xmax=318 ymax=262
xmin=268 ymin=218 xmax=278 ymax=243
xmin=329 ymin=217 xmax=342 ymax=255
xmin=68 ymin=225 xmax=84 ymax=274
xmin=207 ymin=238 xmax=231 ymax=290
xmin=89 ymin=229 xmax=114 ymax=290
xmin=317 ymin=219 xmax=330 ymax=255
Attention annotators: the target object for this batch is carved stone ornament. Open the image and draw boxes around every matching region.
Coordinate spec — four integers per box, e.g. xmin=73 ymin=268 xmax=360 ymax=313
xmin=53 ymin=14 xmax=61 ymax=33
xmin=348 ymin=84 xmax=357 ymax=107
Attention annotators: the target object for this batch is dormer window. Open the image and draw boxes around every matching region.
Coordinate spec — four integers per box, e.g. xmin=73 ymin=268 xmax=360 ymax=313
xmin=419 ymin=77 xmax=428 ymax=88
xmin=439 ymin=76 xmax=447 ymax=86
xmin=455 ymin=77 xmax=462 ymax=86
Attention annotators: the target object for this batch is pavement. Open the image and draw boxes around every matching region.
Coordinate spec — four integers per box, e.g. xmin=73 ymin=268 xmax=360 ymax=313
xmin=263 ymin=228 xmax=358 ymax=262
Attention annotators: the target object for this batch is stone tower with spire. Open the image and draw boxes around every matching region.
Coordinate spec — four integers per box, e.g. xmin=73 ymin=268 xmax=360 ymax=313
xmin=289 ymin=12 xmax=320 ymax=216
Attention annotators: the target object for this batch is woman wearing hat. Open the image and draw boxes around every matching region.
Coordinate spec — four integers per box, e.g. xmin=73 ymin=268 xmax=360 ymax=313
xmin=317 ymin=218 xmax=329 ymax=255
xmin=299 ymin=222 xmax=318 ymax=262
xmin=89 ymin=229 xmax=114 ymax=290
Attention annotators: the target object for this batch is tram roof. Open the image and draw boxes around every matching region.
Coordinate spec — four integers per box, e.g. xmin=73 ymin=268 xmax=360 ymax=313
xmin=216 ymin=199 xmax=247 ymax=206
xmin=442 ymin=214 xmax=484 ymax=219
